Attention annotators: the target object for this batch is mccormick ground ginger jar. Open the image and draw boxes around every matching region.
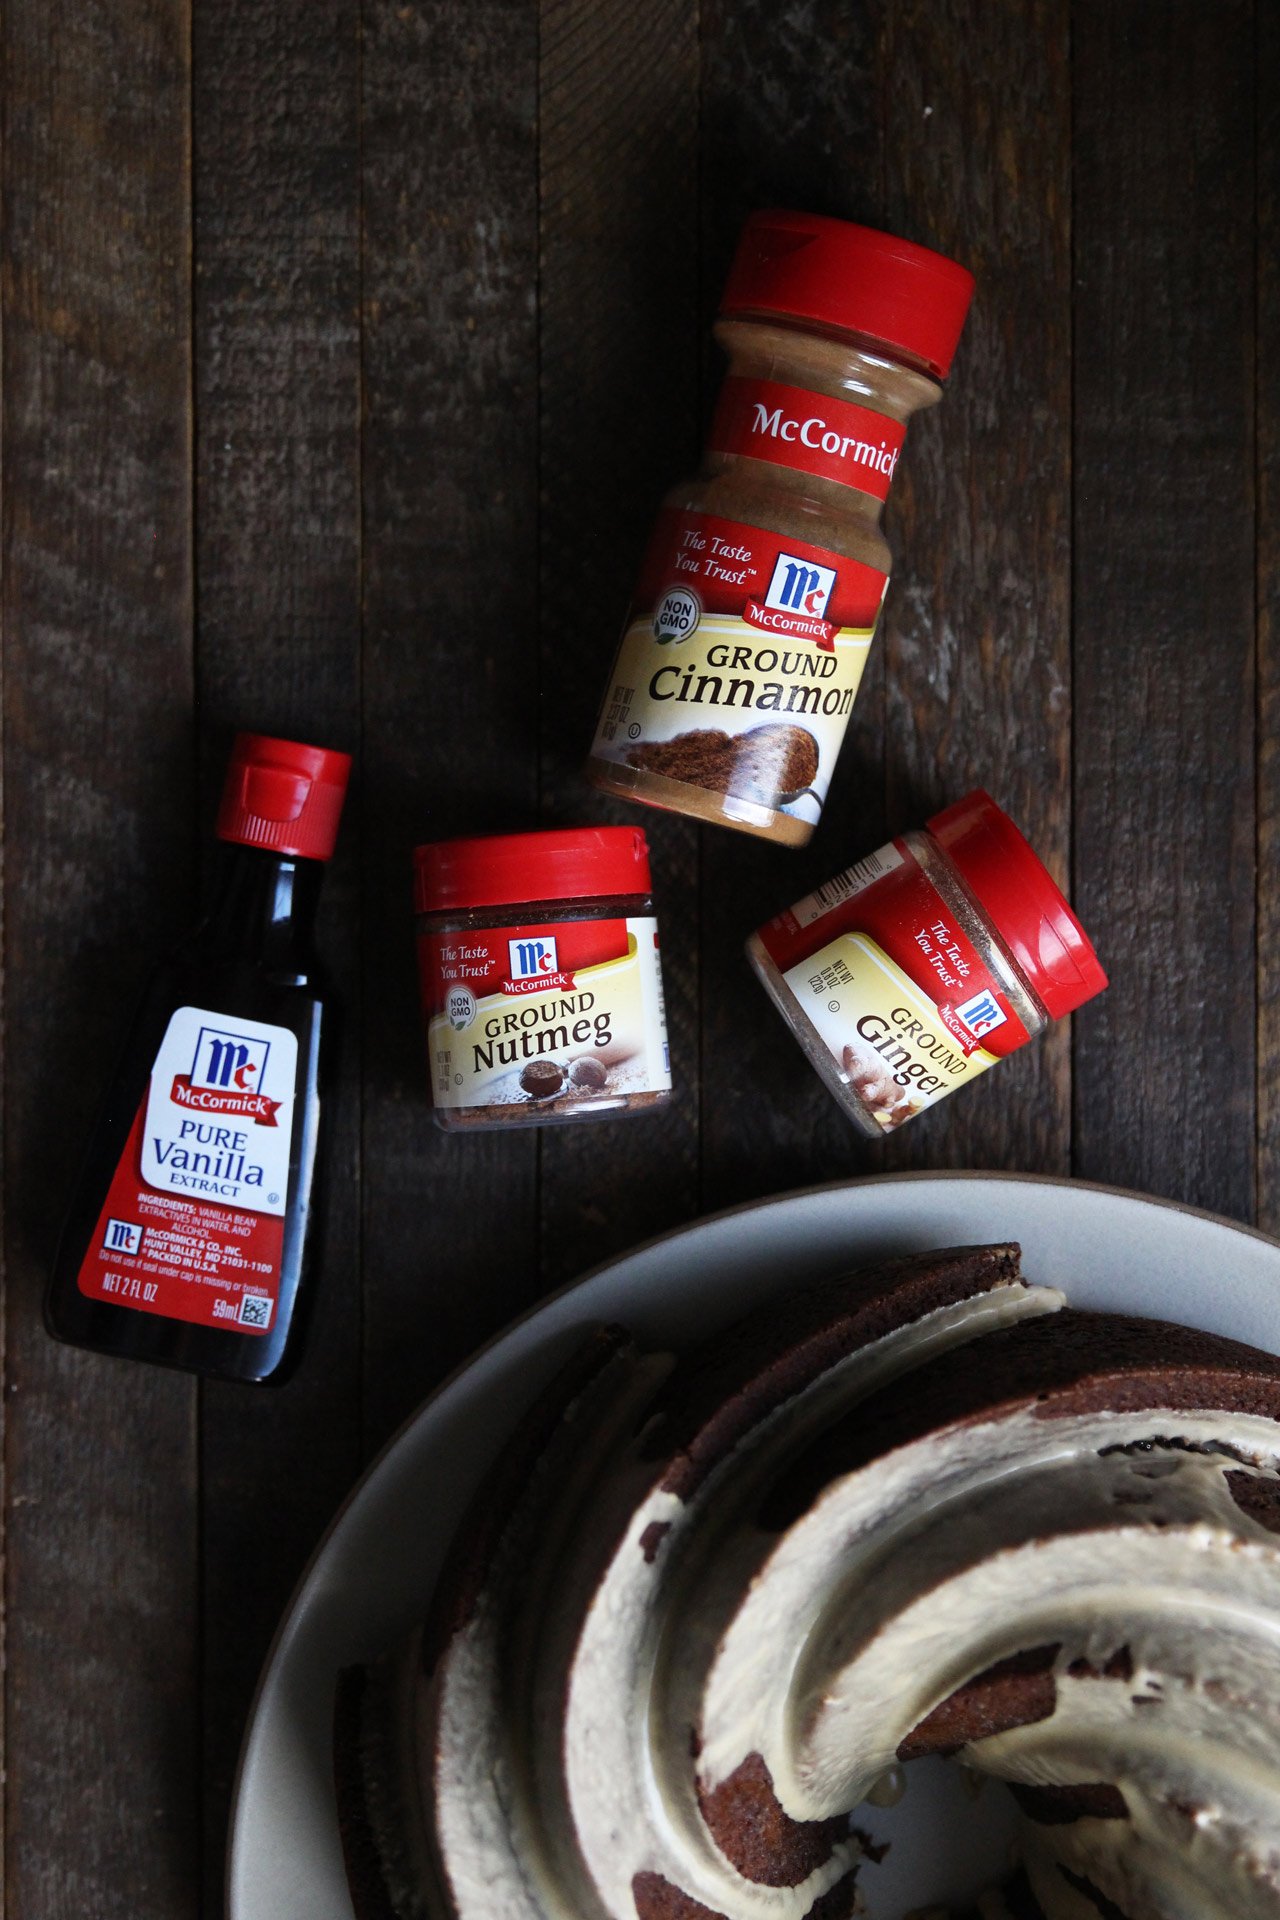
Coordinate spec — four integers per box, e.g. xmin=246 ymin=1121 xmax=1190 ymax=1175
xmin=586 ymin=209 xmax=974 ymax=847
xmin=747 ymin=791 xmax=1106 ymax=1133
xmin=415 ymin=826 xmax=672 ymax=1129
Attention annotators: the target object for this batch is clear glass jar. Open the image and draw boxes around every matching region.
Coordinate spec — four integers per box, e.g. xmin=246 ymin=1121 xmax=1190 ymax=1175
xmin=414 ymin=827 xmax=672 ymax=1130
xmin=586 ymin=210 xmax=974 ymax=847
xmin=747 ymin=792 xmax=1106 ymax=1134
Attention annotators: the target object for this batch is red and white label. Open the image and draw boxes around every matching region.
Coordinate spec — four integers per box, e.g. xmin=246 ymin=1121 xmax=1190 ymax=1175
xmin=591 ymin=508 xmax=888 ymax=823
xmin=758 ymin=842 xmax=1029 ymax=1060
xmin=709 ymin=378 xmax=906 ymax=501
xmin=631 ymin=508 xmax=888 ymax=630
xmin=168 ymin=1075 xmax=282 ymax=1123
xmin=77 ymin=1005 xmax=298 ymax=1334
xmin=420 ymin=916 xmax=670 ymax=1111
xmin=756 ymin=840 xmax=1032 ymax=1129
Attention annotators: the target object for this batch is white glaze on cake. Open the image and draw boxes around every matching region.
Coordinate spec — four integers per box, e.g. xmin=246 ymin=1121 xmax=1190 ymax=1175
xmin=560 ymin=1285 xmax=1062 ymax=1920
xmin=343 ymin=1249 xmax=1280 ymax=1920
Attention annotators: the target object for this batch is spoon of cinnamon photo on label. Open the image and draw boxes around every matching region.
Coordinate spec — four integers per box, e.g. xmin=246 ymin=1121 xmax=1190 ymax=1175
xmin=628 ymin=724 xmax=820 ymax=809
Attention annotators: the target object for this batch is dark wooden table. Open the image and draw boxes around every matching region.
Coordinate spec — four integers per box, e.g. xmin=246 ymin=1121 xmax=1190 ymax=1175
xmin=2 ymin=1 xmax=1272 ymax=1913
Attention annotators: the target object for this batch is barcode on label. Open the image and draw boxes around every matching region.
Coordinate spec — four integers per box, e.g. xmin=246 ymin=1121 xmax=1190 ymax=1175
xmin=790 ymin=842 xmax=905 ymax=930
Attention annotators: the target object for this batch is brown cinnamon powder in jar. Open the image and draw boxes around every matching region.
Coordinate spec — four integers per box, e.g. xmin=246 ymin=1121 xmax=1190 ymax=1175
xmin=627 ymin=730 xmax=735 ymax=789
xmin=586 ymin=209 xmax=973 ymax=847
xmin=628 ymin=723 xmax=819 ymax=805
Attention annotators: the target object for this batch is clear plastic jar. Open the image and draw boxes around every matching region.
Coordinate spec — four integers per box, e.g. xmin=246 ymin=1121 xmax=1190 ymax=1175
xmin=747 ymin=791 xmax=1106 ymax=1134
xmin=586 ymin=210 xmax=973 ymax=847
xmin=414 ymin=827 xmax=672 ymax=1130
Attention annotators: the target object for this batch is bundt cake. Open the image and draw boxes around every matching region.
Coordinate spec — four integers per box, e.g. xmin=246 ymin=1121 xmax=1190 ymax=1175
xmin=335 ymin=1243 xmax=1280 ymax=1919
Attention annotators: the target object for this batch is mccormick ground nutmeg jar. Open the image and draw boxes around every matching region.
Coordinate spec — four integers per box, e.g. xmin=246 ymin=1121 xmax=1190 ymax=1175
xmin=586 ymin=209 xmax=974 ymax=847
xmin=415 ymin=827 xmax=672 ymax=1129
xmin=747 ymin=791 xmax=1106 ymax=1134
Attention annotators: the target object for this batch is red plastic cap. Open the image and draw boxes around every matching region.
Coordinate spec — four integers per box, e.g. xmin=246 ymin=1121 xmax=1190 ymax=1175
xmin=216 ymin=733 xmax=352 ymax=862
xmin=415 ymin=826 xmax=653 ymax=915
xmin=927 ymin=790 xmax=1107 ymax=1021
xmin=721 ymin=209 xmax=975 ymax=379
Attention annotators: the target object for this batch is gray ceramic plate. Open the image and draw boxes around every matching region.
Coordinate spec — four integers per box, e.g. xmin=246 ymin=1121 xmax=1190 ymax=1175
xmin=227 ymin=1171 xmax=1280 ymax=1918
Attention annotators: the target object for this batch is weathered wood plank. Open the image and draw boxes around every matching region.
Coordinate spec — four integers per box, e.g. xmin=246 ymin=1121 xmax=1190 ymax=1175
xmin=2 ymin=0 xmax=197 ymax=1914
xmin=879 ymin=0 xmax=1073 ymax=1177
xmin=699 ymin=1 xmax=1074 ymax=1198
xmin=1072 ymin=0 xmax=1256 ymax=1215
xmin=697 ymin=0 xmax=889 ymax=1209
xmin=537 ymin=0 xmax=701 ymax=1288
xmin=361 ymin=0 xmax=540 ymax=1444
xmin=0 ymin=8 xmax=1269 ymax=1916
xmin=1258 ymin=0 xmax=1279 ymax=1235
xmin=190 ymin=0 xmax=362 ymax=1900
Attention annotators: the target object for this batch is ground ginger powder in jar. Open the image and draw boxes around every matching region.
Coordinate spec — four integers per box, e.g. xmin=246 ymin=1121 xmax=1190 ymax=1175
xmin=586 ymin=209 xmax=974 ymax=847
xmin=747 ymin=790 xmax=1107 ymax=1133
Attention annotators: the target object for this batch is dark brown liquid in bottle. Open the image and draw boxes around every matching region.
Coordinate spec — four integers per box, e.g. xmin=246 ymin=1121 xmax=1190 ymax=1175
xmin=45 ymin=842 xmax=332 ymax=1384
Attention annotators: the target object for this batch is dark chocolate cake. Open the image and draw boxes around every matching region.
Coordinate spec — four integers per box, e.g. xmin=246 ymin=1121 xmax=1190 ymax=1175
xmin=335 ymin=1244 xmax=1280 ymax=1920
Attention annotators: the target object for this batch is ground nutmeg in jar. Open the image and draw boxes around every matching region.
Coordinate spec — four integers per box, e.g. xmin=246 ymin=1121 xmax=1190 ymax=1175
xmin=747 ymin=791 xmax=1106 ymax=1133
xmin=586 ymin=208 xmax=974 ymax=847
xmin=415 ymin=826 xmax=672 ymax=1129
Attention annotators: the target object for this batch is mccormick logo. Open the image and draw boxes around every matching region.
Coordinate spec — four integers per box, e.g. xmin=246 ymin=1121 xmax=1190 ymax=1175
xmin=954 ymin=989 xmax=1007 ymax=1039
xmin=169 ymin=1025 xmax=282 ymax=1125
xmin=503 ymin=935 xmax=577 ymax=997
xmin=938 ymin=990 xmax=1008 ymax=1056
xmin=765 ymin=552 xmax=836 ymax=621
xmin=743 ymin=552 xmax=840 ymax=651
xmin=509 ymin=937 xmax=558 ymax=981
xmin=192 ymin=1026 xmax=271 ymax=1092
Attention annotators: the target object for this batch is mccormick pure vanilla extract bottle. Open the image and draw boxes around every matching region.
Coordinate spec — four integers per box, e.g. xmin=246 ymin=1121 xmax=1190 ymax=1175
xmin=45 ymin=733 xmax=351 ymax=1383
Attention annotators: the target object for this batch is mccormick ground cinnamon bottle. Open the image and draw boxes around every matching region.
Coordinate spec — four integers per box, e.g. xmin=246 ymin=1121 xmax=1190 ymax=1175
xmin=586 ymin=210 xmax=973 ymax=847
xmin=46 ymin=733 xmax=351 ymax=1383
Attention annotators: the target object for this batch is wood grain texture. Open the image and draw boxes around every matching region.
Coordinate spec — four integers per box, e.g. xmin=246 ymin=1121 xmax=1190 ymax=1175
xmin=877 ymin=0 xmax=1073 ymax=1178
xmin=1 ymin=0 xmax=197 ymax=1914
xmin=537 ymin=0 xmax=701 ymax=1287
xmin=0 ymin=4 xmax=1273 ymax=1911
xmin=190 ymin=0 xmax=362 ymax=1899
xmin=1257 ymin=0 xmax=1280 ymax=1236
xmin=360 ymin=0 xmax=540 ymax=1445
xmin=697 ymin=0 xmax=890 ymax=1208
xmin=1071 ymin=0 xmax=1256 ymax=1214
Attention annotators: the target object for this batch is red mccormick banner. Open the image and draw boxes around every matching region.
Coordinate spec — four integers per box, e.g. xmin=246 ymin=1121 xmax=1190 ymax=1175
xmin=501 ymin=970 xmax=577 ymax=996
xmin=592 ymin=508 xmax=890 ymax=829
xmin=755 ymin=839 xmax=1033 ymax=1131
xmin=708 ymin=378 xmax=906 ymax=502
xmin=169 ymin=1075 xmax=281 ymax=1124
xmin=419 ymin=916 xmax=671 ymax=1113
xmin=632 ymin=508 xmax=888 ymax=632
xmin=757 ymin=838 xmax=1030 ymax=1063
xmin=76 ymin=1004 xmax=298 ymax=1335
